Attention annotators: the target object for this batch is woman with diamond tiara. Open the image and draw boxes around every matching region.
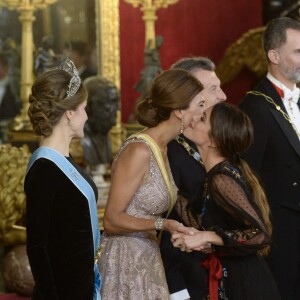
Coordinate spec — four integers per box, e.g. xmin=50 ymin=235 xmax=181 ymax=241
xmin=172 ymin=102 xmax=280 ymax=300
xmin=98 ymin=69 xmax=205 ymax=299
xmin=24 ymin=58 xmax=101 ymax=300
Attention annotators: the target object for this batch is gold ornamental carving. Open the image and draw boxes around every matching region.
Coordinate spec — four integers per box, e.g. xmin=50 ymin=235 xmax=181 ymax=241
xmin=0 ymin=144 xmax=30 ymax=246
xmin=124 ymin=0 xmax=179 ymax=49
xmin=216 ymin=27 xmax=267 ymax=85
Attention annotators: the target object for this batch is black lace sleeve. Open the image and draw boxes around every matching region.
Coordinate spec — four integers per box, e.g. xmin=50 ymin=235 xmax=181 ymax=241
xmin=208 ymin=171 xmax=271 ymax=255
xmin=174 ymin=195 xmax=202 ymax=229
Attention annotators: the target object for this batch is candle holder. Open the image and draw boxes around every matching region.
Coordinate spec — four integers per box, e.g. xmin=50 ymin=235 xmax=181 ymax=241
xmin=124 ymin=0 xmax=179 ymax=49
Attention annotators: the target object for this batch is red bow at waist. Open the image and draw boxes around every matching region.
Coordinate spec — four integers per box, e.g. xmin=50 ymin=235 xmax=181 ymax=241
xmin=202 ymin=254 xmax=223 ymax=300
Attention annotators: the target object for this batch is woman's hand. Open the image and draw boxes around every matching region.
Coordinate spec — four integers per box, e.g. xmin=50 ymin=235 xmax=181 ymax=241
xmin=194 ymin=244 xmax=213 ymax=254
xmin=163 ymin=219 xmax=195 ymax=236
xmin=171 ymin=231 xmax=207 ymax=252
xmin=172 ymin=231 xmax=222 ymax=252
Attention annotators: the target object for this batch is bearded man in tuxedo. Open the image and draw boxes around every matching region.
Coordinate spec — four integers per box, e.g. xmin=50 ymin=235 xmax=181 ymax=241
xmin=239 ymin=17 xmax=300 ymax=300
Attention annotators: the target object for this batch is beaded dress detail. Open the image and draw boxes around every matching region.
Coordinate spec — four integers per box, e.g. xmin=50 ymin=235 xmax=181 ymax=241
xmin=98 ymin=138 xmax=177 ymax=300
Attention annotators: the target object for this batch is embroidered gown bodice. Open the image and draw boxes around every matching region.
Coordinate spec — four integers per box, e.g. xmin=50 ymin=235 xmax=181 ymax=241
xmin=99 ymin=138 xmax=177 ymax=300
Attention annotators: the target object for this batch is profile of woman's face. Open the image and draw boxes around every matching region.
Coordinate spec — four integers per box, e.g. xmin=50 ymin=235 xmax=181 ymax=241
xmin=70 ymin=100 xmax=88 ymax=139
xmin=184 ymin=105 xmax=213 ymax=147
xmin=181 ymin=92 xmax=205 ymax=130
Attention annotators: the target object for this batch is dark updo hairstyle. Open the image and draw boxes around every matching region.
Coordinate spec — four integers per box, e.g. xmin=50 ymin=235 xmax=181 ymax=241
xmin=210 ymin=102 xmax=272 ymax=254
xmin=28 ymin=69 xmax=87 ymax=137
xmin=135 ymin=69 xmax=203 ymax=127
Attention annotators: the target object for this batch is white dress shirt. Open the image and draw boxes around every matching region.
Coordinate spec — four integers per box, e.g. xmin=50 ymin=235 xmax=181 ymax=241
xmin=267 ymin=73 xmax=300 ymax=139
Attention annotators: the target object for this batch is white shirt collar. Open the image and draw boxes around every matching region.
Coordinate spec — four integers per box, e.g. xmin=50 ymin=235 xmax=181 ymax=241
xmin=267 ymin=73 xmax=300 ymax=103
xmin=267 ymin=73 xmax=296 ymax=93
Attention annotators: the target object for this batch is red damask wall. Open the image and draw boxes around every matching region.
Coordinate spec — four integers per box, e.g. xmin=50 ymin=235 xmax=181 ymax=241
xmin=119 ymin=0 xmax=263 ymax=122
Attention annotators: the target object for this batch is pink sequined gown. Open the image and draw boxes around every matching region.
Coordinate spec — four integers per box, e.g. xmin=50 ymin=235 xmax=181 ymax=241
xmin=98 ymin=138 xmax=176 ymax=300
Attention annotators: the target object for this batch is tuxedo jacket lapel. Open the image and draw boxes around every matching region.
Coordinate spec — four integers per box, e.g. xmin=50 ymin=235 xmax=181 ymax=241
xmin=270 ymin=109 xmax=300 ymax=157
xmin=262 ymin=78 xmax=300 ymax=157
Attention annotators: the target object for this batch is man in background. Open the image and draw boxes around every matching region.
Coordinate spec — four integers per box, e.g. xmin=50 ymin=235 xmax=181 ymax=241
xmin=239 ymin=17 xmax=300 ymax=300
xmin=64 ymin=41 xmax=97 ymax=81
xmin=161 ymin=56 xmax=226 ymax=300
xmin=0 ymin=54 xmax=19 ymax=120
xmin=0 ymin=54 xmax=19 ymax=142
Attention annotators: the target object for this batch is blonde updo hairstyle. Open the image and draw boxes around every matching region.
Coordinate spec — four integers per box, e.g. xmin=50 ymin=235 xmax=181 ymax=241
xmin=135 ymin=69 xmax=203 ymax=127
xmin=28 ymin=69 xmax=87 ymax=137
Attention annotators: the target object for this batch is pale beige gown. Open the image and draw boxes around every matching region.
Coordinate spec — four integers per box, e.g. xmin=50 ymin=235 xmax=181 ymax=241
xmin=98 ymin=138 xmax=176 ymax=300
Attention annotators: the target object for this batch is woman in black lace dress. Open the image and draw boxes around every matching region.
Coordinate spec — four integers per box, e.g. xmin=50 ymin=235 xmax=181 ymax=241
xmin=172 ymin=102 xmax=280 ymax=300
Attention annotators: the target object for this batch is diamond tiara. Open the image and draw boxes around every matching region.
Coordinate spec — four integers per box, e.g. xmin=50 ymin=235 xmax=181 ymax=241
xmin=58 ymin=58 xmax=81 ymax=98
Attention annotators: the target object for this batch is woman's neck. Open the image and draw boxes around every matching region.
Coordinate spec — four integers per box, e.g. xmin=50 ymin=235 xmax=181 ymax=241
xmin=198 ymin=146 xmax=225 ymax=172
xmin=40 ymin=128 xmax=71 ymax=157
xmin=204 ymin=156 xmax=225 ymax=172
xmin=143 ymin=123 xmax=178 ymax=153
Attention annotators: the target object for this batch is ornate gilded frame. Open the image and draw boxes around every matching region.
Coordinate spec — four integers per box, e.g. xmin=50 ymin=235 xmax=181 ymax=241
xmin=95 ymin=0 xmax=121 ymax=228
xmin=96 ymin=0 xmax=120 ymax=89
xmin=95 ymin=0 xmax=124 ymax=158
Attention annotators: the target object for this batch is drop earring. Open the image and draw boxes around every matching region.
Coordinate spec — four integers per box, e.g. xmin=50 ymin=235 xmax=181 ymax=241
xmin=180 ymin=119 xmax=184 ymax=134
xmin=68 ymin=119 xmax=73 ymax=126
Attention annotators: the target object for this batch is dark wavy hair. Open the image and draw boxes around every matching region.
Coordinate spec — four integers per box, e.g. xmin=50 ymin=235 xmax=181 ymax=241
xmin=135 ymin=69 xmax=203 ymax=127
xmin=210 ymin=103 xmax=272 ymax=254
xmin=28 ymin=69 xmax=87 ymax=137
xmin=210 ymin=102 xmax=253 ymax=159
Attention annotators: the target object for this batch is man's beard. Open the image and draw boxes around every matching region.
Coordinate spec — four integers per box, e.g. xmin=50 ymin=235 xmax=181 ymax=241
xmin=279 ymin=60 xmax=300 ymax=83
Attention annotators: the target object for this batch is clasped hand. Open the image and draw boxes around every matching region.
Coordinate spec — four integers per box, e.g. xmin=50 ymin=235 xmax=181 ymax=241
xmin=171 ymin=229 xmax=212 ymax=253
